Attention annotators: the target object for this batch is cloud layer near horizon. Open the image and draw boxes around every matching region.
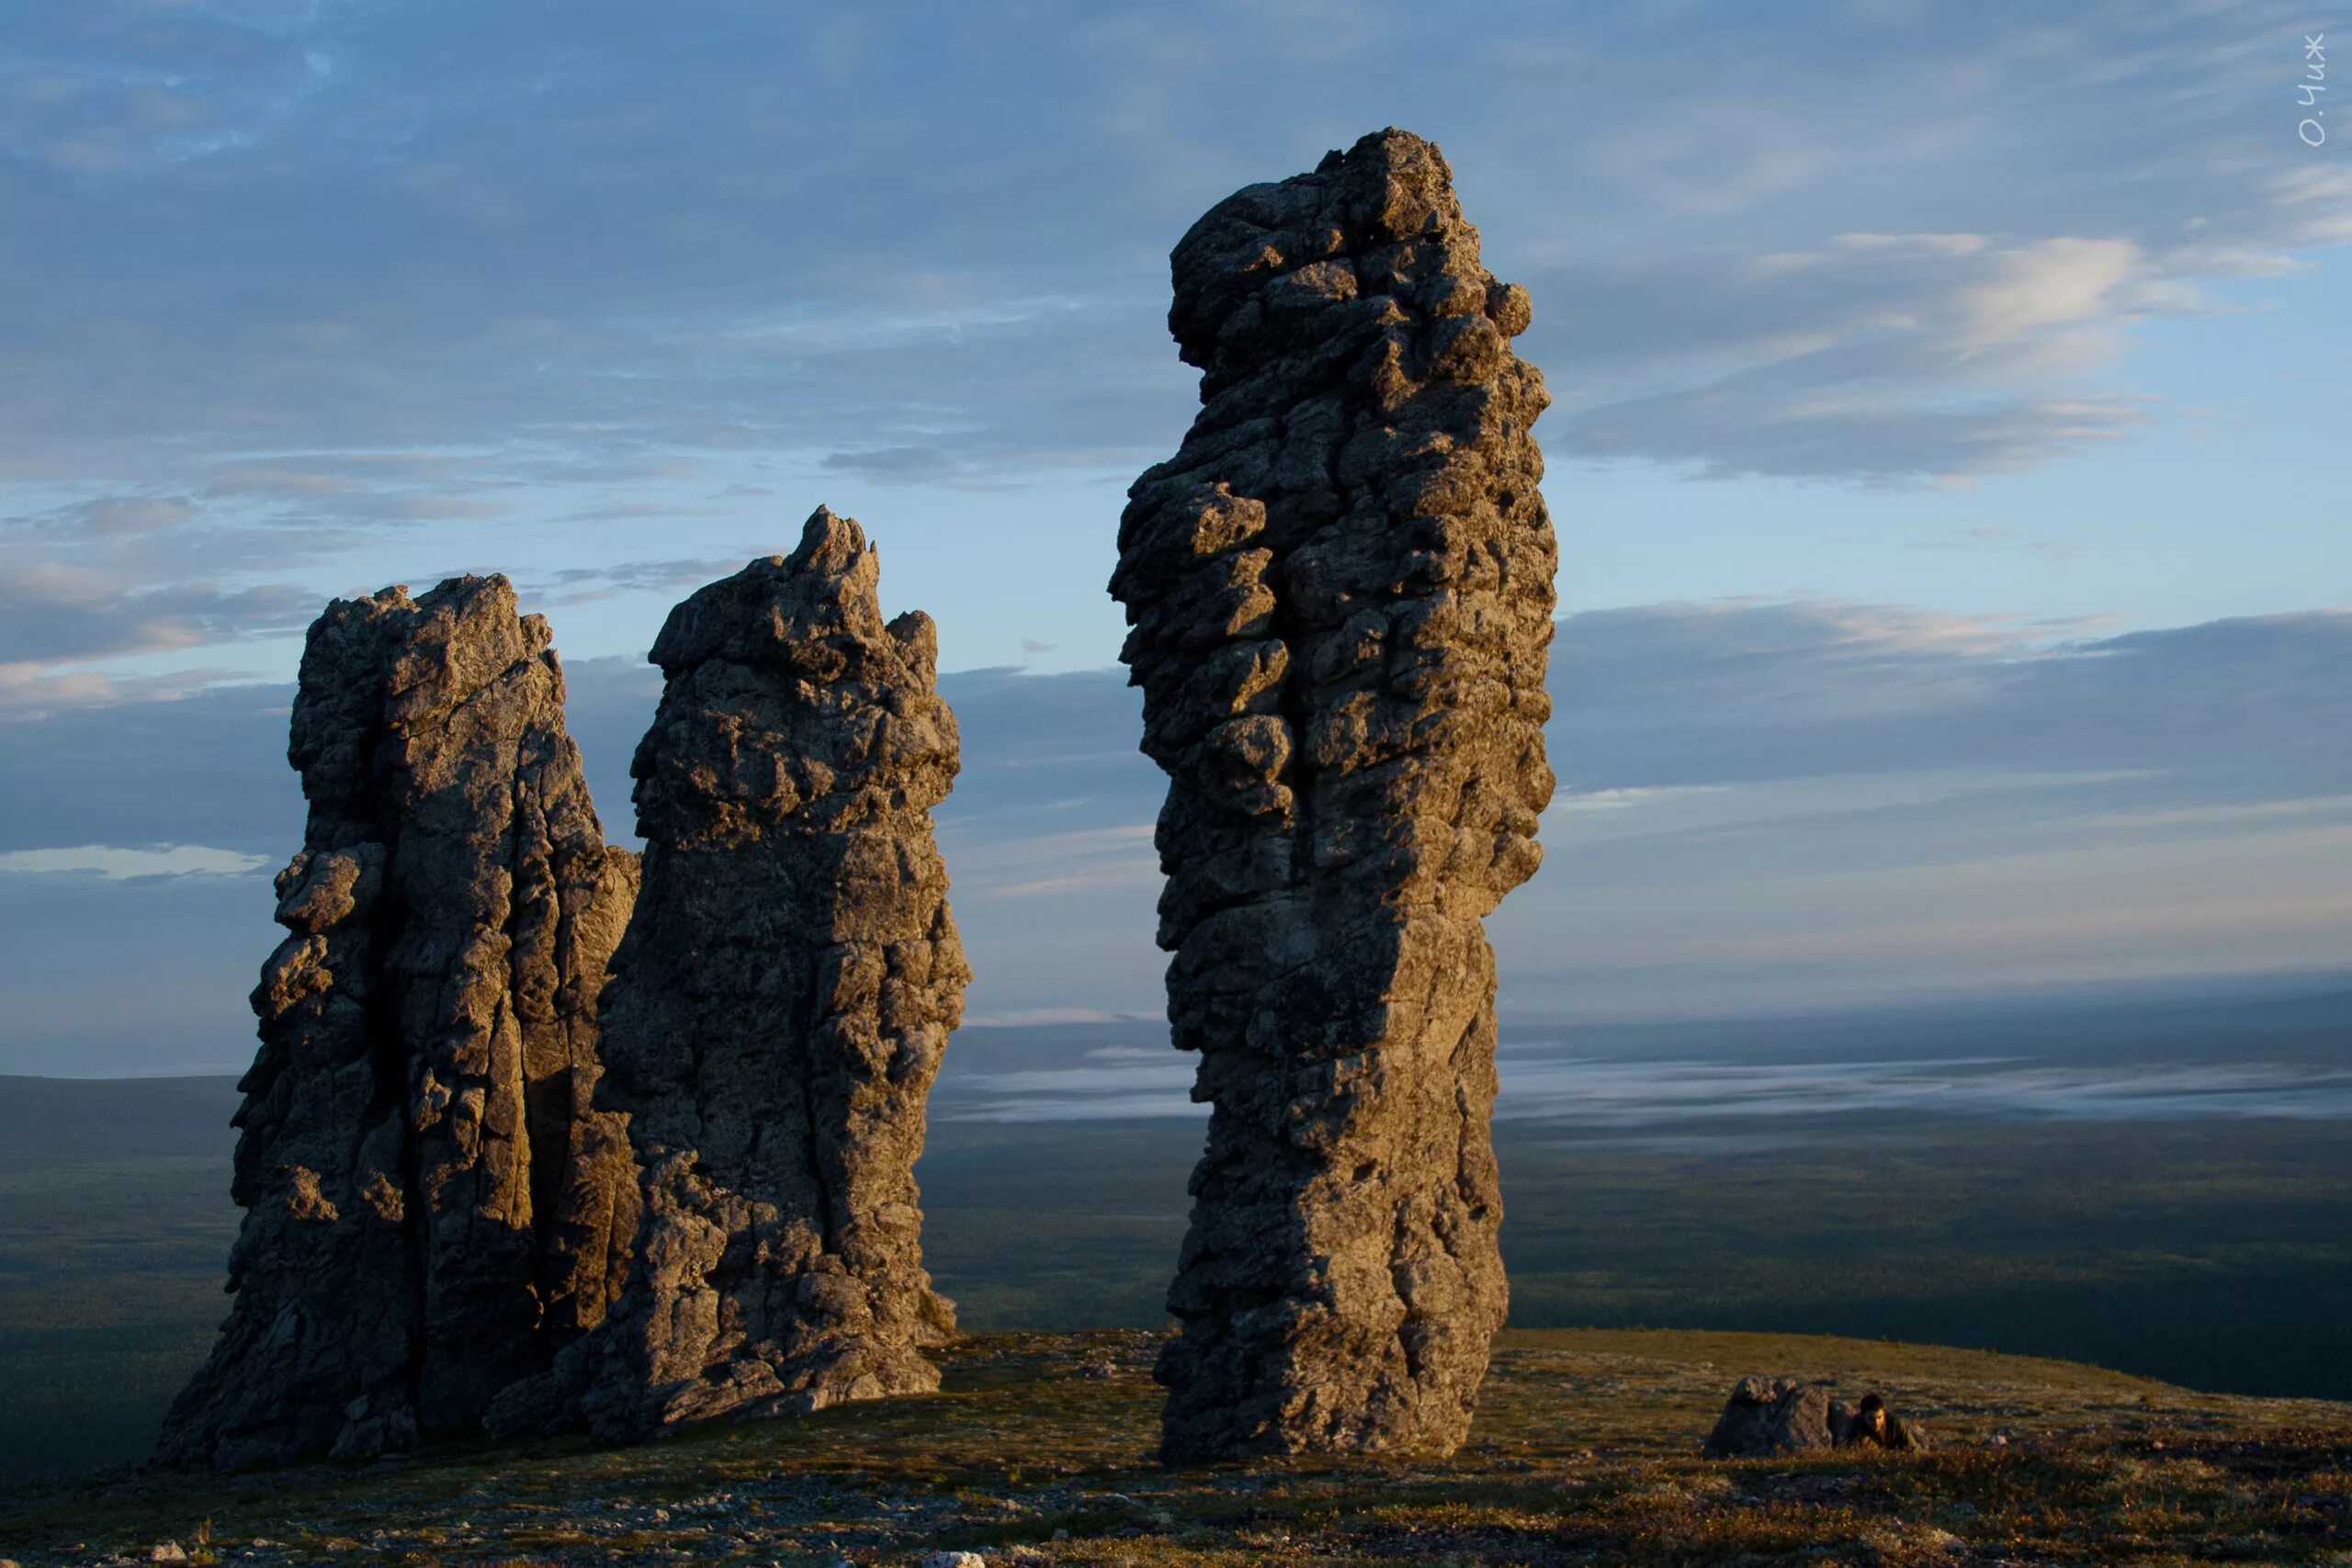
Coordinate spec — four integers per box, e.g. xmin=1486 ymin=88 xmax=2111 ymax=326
xmin=3 ymin=597 xmax=2343 ymax=1075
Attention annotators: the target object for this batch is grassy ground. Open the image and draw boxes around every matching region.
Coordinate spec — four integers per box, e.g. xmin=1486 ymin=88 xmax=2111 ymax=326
xmin=3 ymin=1328 xmax=2346 ymax=1566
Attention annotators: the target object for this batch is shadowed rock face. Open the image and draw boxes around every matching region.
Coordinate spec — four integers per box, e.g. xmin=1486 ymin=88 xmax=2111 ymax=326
xmin=1702 ymin=1376 xmax=1838 ymax=1459
xmin=1111 ymin=129 xmax=1557 ymax=1461
xmin=552 ymin=508 xmax=967 ymax=1441
xmin=156 ymin=576 xmax=639 ymax=1469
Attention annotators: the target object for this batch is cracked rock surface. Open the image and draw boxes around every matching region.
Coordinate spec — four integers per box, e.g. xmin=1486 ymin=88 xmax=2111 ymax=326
xmin=1111 ymin=129 xmax=1557 ymax=1461
xmin=157 ymin=576 xmax=639 ymax=1468
xmin=508 ymin=507 xmax=967 ymax=1442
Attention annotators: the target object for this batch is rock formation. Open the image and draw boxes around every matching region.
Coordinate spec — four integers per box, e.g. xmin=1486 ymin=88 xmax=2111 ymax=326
xmin=1110 ymin=129 xmax=1556 ymax=1461
xmin=498 ymin=507 xmax=967 ymax=1441
xmin=157 ymin=577 xmax=639 ymax=1468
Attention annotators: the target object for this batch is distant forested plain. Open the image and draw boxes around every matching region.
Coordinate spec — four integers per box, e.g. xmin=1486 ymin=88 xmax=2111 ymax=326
xmin=2 ymin=985 xmax=2346 ymax=1485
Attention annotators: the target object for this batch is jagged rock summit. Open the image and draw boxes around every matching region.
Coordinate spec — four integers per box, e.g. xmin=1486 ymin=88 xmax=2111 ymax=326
xmin=1111 ymin=129 xmax=1557 ymax=1461
xmin=497 ymin=506 xmax=968 ymax=1442
xmin=157 ymin=575 xmax=639 ymax=1469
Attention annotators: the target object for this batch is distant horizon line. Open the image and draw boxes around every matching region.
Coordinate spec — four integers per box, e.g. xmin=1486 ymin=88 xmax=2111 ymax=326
xmin=13 ymin=964 xmax=2342 ymax=1084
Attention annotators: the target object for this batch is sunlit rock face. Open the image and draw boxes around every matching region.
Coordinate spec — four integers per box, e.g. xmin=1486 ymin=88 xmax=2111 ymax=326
xmin=534 ymin=508 xmax=967 ymax=1442
xmin=1112 ymin=129 xmax=1557 ymax=1462
xmin=157 ymin=576 xmax=639 ymax=1469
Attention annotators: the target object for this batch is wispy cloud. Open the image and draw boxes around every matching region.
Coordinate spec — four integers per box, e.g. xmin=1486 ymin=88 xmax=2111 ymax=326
xmin=0 ymin=843 xmax=268 ymax=879
xmin=1536 ymin=210 xmax=2324 ymax=483
xmin=0 ymin=561 xmax=313 ymax=670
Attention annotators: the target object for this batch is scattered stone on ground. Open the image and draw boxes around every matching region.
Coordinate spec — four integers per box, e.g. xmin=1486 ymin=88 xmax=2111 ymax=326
xmin=155 ymin=576 xmax=639 ymax=1469
xmin=1112 ymin=126 xmax=1556 ymax=1461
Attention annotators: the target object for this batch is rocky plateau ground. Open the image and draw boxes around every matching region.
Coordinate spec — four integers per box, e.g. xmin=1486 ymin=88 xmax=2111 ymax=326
xmin=5 ymin=1328 xmax=2347 ymax=1567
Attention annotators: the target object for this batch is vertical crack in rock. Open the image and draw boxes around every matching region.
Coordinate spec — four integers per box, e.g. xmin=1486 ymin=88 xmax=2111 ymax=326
xmin=549 ymin=507 xmax=967 ymax=1441
xmin=1111 ymin=129 xmax=1557 ymax=1461
xmin=156 ymin=576 xmax=639 ymax=1468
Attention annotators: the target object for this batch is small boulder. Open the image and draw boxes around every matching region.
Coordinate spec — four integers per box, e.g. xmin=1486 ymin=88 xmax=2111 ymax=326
xmin=1702 ymin=1375 xmax=1838 ymax=1458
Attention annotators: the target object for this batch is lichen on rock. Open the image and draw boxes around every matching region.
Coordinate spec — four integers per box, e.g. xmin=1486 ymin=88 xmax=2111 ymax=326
xmin=507 ymin=507 xmax=967 ymax=1442
xmin=1111 ymin=129 xmax=1557 ymax=1461
xmin=157 ymin=576 xmax=639 ymax=1468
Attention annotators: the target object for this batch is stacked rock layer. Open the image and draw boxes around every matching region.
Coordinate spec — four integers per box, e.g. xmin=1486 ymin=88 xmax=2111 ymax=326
xmin=1111 ymin=129 xmax=1557 ymax=1461
xmin=157 ymin=576 xmax=639 ymax=1468
xmin=548 ymin=507 xmax=967 ymax=1441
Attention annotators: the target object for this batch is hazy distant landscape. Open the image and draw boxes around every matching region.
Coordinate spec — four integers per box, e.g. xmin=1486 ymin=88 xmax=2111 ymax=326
xmin=7 ymin=979 xmax=2343 ymax=1486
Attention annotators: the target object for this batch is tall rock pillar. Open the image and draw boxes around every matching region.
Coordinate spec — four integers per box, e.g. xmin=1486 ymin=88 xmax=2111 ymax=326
xmin=158 ymin=576 xmax=639 ymax=1468
xmin=567 ymin=507 xmax=967 ymax=1439
xmin=1112 ymin=130 xmax=1557 ymax=1461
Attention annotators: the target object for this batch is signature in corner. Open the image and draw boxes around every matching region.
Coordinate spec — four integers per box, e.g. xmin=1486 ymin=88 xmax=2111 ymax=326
xmin=2301 ymin=32 xmax=2327 ymax=147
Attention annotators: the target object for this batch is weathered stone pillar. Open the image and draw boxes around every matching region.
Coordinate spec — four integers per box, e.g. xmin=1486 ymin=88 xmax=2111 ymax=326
xmin=1112 ymin=129 xmax=1557 ymax=1461
xmin=158 ymin=576 xmax=639 ymax=1468
xmin=559 ymin=507 xmax=967 ymax=1440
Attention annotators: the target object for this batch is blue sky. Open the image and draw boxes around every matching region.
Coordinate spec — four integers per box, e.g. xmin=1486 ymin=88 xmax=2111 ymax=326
xmin=0 ymin=0 xmax=2346 ymax=1074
